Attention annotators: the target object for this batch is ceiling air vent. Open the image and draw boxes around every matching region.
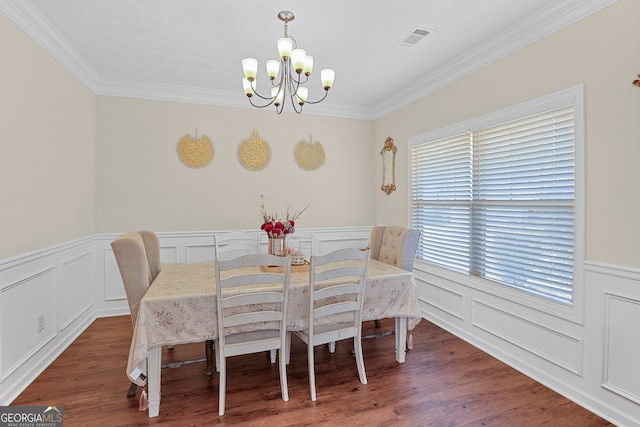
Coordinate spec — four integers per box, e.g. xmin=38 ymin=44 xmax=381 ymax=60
xmin=395 ymin=27 xmax=431 ymax=48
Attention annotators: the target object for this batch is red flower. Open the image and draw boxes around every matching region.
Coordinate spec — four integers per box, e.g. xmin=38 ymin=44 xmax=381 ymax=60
xmin=259 ymin=196 xmax=308 ymax=238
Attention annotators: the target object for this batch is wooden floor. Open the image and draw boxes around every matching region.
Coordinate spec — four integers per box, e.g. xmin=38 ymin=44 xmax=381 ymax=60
xmin=13 ymin=316 xmax=612 ymax=426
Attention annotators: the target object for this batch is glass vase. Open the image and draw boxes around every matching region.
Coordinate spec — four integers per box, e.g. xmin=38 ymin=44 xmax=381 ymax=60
xmin=268 ymin=236 xmax=287 ymax=256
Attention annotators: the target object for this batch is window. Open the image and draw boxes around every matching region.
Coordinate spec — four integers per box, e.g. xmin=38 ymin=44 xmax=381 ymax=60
xmin=410 ymin=87 xmax=584 ymax=306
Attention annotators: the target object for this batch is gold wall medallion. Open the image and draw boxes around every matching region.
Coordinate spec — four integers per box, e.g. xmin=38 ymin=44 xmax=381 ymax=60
xmin=295 ymin=135 xmax=325 ymax=170
xmin=239 ymin=130 xmax=270 ymax=170
xmin=177 ymin=133 xmax=213 ymax=168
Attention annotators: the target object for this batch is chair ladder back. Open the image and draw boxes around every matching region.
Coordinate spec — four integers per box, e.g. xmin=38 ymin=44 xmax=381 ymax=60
xmin=213 ymin=252 xmax=292 ymax=414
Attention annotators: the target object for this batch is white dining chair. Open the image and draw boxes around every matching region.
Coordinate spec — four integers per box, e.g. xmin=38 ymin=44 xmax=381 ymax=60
xmin=292 ymin=247 xmax=370 ymax=401
xmin=213 ymin=231 xmax=268 ymax=368
xmin=287 ymin=230 xmax=314 ymax=257
xmin=214 ymin=231 xmax=260 ymax=261
xmin=214 ymin=253 xmax=292 ymax=415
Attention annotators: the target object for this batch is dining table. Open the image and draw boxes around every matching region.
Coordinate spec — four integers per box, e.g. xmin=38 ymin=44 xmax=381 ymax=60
xmin=126 ymin=258 xmax=422 ymax=417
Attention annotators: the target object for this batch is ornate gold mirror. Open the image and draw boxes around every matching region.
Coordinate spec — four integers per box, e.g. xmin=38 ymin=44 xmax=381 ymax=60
xmin=380 ymin=137 xmax=397 ymax=195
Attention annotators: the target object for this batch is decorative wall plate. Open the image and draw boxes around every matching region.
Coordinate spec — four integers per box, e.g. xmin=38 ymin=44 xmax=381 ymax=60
xmin=177 ymin=133 xmax=213 ymax=168
xmin=239 ymin=130 xmax=270 ymax=170
xmin=295 ymin=135 xmax=325 ymax=170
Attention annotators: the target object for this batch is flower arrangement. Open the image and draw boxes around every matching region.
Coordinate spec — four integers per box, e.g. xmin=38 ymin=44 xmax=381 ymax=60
xmin=259 ymin=195 xmax=309 ymax=238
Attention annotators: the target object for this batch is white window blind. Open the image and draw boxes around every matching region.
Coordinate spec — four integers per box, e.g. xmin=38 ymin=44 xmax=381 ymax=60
xmin=412 ymin=105 xmax=575 ymax=305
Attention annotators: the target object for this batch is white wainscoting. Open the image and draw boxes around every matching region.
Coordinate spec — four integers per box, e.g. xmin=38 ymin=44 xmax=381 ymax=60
xmin=0 ymin=237 xmax=95 ymax=404
xmin=3 ymin=230 xmax=640 ymax=425
xmin=414 ymin=260 xmax=640 ymax=427
xmin=0 ymin=227 xmax=371 ymax=404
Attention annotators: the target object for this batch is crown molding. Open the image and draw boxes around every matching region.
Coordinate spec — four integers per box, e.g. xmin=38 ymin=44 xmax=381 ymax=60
xmin=1 ymin=0 xmax=618 ymax=121
xmin=95 ymin=78 xmax=374 ymax=120
xmin=0 ymin=0 xmax=100 ymax=92
xmin=369 ymin=0 xmax=618 ymax=120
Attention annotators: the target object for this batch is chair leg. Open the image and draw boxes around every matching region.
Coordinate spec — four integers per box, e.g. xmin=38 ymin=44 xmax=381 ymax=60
xmin=205 ymin=340 xmax=214 ymax=380
xmin=214 ymin=340 xmax=220 ymax=372
xmin=285 ymin=332 xmax=292 ymax=365
xmin=127 ymin=382 xmax=138 ymax=397
xmin=308 ymin=342 xmax=317 ymax=401
xmin=270 ymin=349 xmax=277 ymax=364
xmin=353 ymin=336 xmax=367 ymax=385
xmin=279 ymin=337 xmax=289 ymax=402
xmin=374 ymin=319 xmax=381 ymax=328
xmin=218 ymin=356 xmax=226 ymax=416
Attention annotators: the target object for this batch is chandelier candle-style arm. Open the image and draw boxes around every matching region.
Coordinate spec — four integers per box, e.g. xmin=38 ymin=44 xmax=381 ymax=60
xmin=240 ymin=10 xmax=335 ymax=114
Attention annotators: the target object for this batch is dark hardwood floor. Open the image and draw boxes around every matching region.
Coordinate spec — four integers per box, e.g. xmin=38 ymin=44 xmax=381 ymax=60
xmin=12 ymin=316 xmax=612 ymax=426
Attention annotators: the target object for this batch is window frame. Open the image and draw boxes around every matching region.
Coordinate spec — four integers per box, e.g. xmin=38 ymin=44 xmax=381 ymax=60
xmin=408 ymin=85 xmax=585 ymax=323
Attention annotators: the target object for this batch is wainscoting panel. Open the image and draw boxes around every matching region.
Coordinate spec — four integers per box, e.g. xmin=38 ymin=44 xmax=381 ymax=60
xmin=1 ymin=267 xmax=57 ymax=380
xmin=59 ymin=251 xmax=93 ymax=331
xmin=414 ymin=259 xmax=640 ymax=426
xmin=472 ymin=299 xmax=582 ymax=375
xmin=160 ymin=245 xmax=178 ymax=264
xmin=0 ymin=237 xmax=96 ymax=403
xmin=103 ymin=246 xmax=126 ymax=302
xmin=415 ymin=275 xmax=464 ymax=320
xmin=602 ymin=291 xmax=640 ymax=404
xmin=185 ymin=243 xmax=216 ymax=264
xmin=315 ymin=230 xmax=369 ymax=256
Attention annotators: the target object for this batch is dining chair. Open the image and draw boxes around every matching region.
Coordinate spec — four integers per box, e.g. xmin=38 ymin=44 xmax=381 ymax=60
xmin=111 ymin=231 xmax=159 ymax=397
xmin=112 ymin=231 xmax=212 ymax=396
xmin=214 ymin=231 xmax=260 ymax=261
xmin=214 ymin=253 xmax=292 ymax=415
xmin=365 ymin=225 xmax=420 ymax=335
xmin=213 ymin=231 xmax=267 ymax=368
xmin=287 ymin=230 xmax=314 ymax=257
xmin=292 ymin=247 xmax=370 ymax=401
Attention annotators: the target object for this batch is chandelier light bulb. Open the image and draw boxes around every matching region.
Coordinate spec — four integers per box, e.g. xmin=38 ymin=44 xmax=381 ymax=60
xmin=271 ymin=87 xmax=279 ymax=104
xmin=242 ymin=78 xmax=254 ymax=97
xmin=275 ymin=89 xmax=284 ymax=106
xmin=277 ymin=38 xmax=293 ymax=60
xmin=266 ymin=60 xmax=280 ymax=80
xmin=296 ymin=86 xmax=308 ymax=105
xmin=242 ymin=58 xmax=258 ymax=82
xmin=271 ymin=87 xmax=283 ymax=106
xmin=321 ymin=69 xmax=336 ymax=90
xmin=291 ymin=49 xmax=307 ymax=74
xmin=303 ymin=55 xmax=314 ymax=76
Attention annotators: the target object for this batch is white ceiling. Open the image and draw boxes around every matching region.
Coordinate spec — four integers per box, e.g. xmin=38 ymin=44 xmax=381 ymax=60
xmin=1 ymin=0 xmax=614 ymax=119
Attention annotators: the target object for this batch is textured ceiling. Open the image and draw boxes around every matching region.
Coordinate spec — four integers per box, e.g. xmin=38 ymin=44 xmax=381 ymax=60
xmin=1 ymin=0 xmax=614 ymax=119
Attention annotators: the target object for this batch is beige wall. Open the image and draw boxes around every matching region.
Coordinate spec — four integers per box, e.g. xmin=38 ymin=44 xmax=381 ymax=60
xmin=2 ymin=0 xmax=637 ymax=269
xmin=373 ymin=0 xmax=640 ymax=268
xmin=0 ymin=12 xmax=96 ymax=260
xmin=95 ymin=97 xmax=374 ymax=232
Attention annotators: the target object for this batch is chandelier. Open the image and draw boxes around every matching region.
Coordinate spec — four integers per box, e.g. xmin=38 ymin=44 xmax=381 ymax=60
xmin=241 ymin=11 xmax=335 ymax=114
